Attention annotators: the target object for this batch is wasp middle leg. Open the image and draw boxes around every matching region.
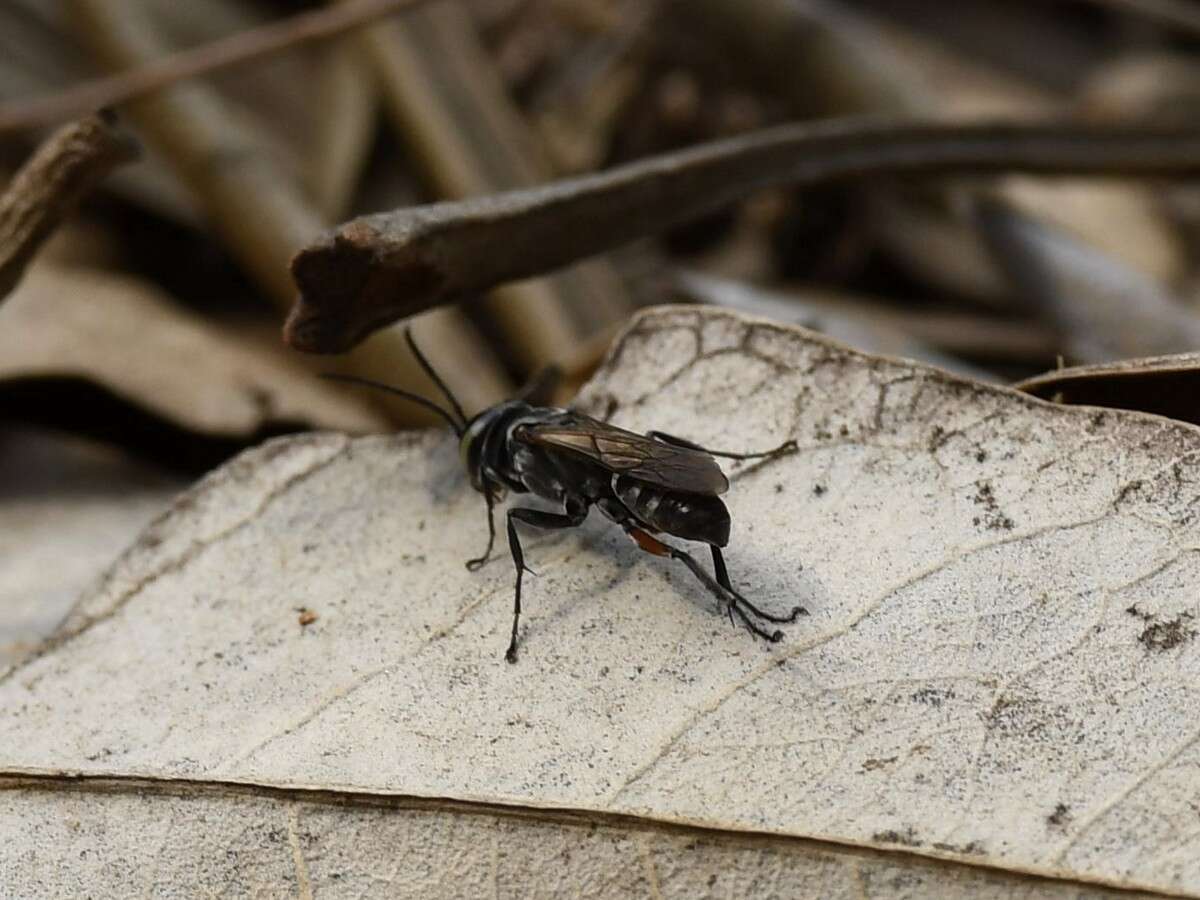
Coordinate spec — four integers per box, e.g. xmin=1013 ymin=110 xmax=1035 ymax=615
xmin=504 ymin=500 xmax=588 ymax=663
xmin=646 ymin=430 xmax=796 ymax=461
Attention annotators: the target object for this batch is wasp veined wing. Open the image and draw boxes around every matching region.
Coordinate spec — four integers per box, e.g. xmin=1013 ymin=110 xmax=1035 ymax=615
xmin=520 ymin=414 xmax=730 ymax=495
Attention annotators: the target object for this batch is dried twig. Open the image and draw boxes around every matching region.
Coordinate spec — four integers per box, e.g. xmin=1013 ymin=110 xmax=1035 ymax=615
xmin=0 ymin=0 xmax=434 ymax=135
xmin=0 ymin=111 xmax=138 ymax=302
xmin=287 ymin=116 xmax=1200 ymax=353
xmin=69 ymin=0 xmax=509 ymax=420
xmin=359 ymin=0 xmax=631 ymax=373
xmin=307 ymin=45 xmax=378 ymax=221
xmin=70 ymin=0 xmax=322 ymax=305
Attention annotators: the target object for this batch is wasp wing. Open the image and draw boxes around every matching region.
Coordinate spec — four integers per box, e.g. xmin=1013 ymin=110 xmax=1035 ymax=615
xmin=520 ymin=416 xmax=729 ymax=495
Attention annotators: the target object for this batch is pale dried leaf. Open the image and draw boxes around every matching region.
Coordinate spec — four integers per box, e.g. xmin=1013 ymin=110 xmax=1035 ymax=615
xmin=0 ymin=428 xmax=182 ymax=667
xmin=676 ymin=269 xmax=999 ymax=380
xmin=3 ymin=307 xmax=1200 ymax=896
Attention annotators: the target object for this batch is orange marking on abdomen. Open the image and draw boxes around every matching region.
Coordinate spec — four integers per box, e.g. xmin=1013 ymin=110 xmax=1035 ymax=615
xmin=628 ymin=527 xmax=670 ymax=557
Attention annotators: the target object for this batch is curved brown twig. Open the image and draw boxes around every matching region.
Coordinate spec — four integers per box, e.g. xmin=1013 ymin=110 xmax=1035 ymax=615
xmin=288 ymin=116 xmax=1200 ymax=353
xmin=0 ymin=111 xmax=139 ymax=302
xmin=0 ymin=0 xmax=433 ymax=135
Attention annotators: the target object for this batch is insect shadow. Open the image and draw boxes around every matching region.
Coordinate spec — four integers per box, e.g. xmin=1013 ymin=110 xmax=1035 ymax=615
xmin=325 ymin=328 xmax=806 ymax=663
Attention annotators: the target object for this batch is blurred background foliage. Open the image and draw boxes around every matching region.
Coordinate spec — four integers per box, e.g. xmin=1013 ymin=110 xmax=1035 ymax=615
xmin=7 ymin=1 xmax=1200 ymax=460
xmin=6 ymin=0 xmax=1200 ymax=660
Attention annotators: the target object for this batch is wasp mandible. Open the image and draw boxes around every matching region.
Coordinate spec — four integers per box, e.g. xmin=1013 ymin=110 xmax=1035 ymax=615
xmin=327 ymin=330 xmax=805 ymax=662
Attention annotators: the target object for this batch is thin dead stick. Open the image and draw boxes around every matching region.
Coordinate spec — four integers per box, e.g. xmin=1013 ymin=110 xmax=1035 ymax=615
xmin=287 ymin=116 xmax=1200 ymax=353
xmin=0 ymin=111 xmax=138 ymax=302
xmin=68 ymin=0 xmax=510 ymax=420
xmin=359 ymin=1 xmax=632 ymax=375
xmin=0 ymin=0 xmax=433 ymax=135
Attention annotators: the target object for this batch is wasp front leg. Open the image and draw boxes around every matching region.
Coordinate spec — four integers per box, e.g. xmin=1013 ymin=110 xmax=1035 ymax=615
xmin=503 ymin=499 xmax=589 ymax=663
xmin=466 ymin=486 xmax=497 ymax=571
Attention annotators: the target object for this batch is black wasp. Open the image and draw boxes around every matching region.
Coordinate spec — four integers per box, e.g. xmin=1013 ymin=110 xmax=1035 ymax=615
xmin=327 ymin=330 xmax=805 ymax=663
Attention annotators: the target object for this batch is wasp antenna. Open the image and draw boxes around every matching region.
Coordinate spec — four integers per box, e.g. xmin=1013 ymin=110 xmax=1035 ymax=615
xmin=514 ymin=363 xmax=563 ymax=406
xmin=320 ymin=373 xmax=464 ymax=437
xmin=404 ymin=327 xmax=469 ymax=430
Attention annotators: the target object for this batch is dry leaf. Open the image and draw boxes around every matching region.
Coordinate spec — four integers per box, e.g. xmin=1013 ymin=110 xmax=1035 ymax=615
xmin=0 ymin=263 xmax=386 ymax=466
xmin=4 ymin=307 xmax=1200 ymax=895
xmin=1016 ymin=352 xmax=1200 ymax=427
xmin=0 ymin=427 xmax=182 ymax=667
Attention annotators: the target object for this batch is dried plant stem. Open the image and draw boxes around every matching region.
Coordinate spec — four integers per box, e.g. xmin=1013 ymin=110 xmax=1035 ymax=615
xmin=70 ymin=0 xmax=323 ymax=304
xmin=287 ymin=116 xmax=1200 ymax=353
xmin=357 ymin=0 xmax=632 ymax=373
xmin=0 ymin=0 xmax=434 ymax=135
xmin=67 ymin=0 xmax=509 ymax=420
xmin=307 ymin=45 xmax=378 ymax=221
xmin=0 ymin=111 xmax=138 ymax=302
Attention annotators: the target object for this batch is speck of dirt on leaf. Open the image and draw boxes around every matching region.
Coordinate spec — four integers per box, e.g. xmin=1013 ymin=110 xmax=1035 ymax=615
xmin=1047 ymin=803 xmax=1072 ymax=827
xmin=971 ymin=480 xmax=1014 ymax=531
xmin=297 ymin=608 xmax=318 ymax=627
xmin=862 ymin=756 xmax=897 ymax=772
xmin=1138 ymin=613 xmax=1196 ymax=652
xmin=911 ymin=687 xmax=955 ymax=708
xmin=1115 ymin=480 xmax=1143 ymax=506
xmin=928 ymin=425 xmax=948 ymax=452
xmin=873 ymin=827 xmax=922 ymax=848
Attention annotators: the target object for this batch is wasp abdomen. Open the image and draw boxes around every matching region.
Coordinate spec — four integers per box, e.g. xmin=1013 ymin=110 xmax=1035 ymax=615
xmin=613 ymin=474 xmax=731 ymax=547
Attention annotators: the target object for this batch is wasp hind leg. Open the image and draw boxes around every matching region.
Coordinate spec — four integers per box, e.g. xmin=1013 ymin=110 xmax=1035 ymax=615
xmin=663 ymin=543 xmax=784 ymax=642
xmin=504 ymin=502 xmax=588 ymax=663
xmin=710 ymin=546 xmax=806 ymax=624
xmin=646 ymin=430 xmax=796 ymax=461
xmin=610 ymin=510 xmax=796 ymax=643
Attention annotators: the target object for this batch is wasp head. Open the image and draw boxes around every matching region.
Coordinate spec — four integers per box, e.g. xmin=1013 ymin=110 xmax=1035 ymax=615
xmin=460 ymin=400 xmax=530 ymax=494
